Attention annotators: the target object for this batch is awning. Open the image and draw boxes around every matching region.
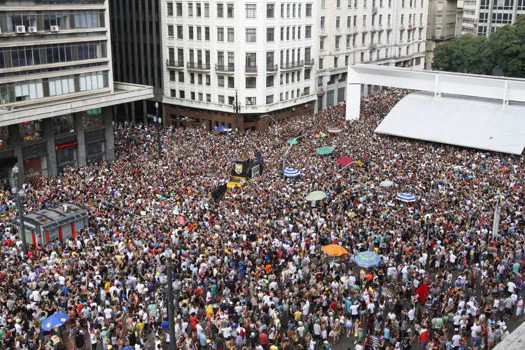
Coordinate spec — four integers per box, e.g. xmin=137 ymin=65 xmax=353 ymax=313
xmin=375 ymin=92 xmax=525 ymax=155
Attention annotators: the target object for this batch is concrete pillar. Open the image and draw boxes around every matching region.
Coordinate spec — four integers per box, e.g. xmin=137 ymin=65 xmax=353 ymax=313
xmin=74 ymin=113 xmax=86 ymax=167
xmin=43 ymin=119 xmax=57 ymax=177
xmin=104 ymin=108 xmax=115 ymax=162
xmin=8 ymin=124 xmax=24 ymax=184
xmin=131 ymin=102 xmax=136 ymax=124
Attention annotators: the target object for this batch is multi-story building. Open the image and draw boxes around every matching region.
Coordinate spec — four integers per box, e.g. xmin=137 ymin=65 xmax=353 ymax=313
xmin=109 ymin=0 xmax=164 ymax=122
xmin=161 ymin=1 xmax=317 ymax=131
xmin=425 ymin=0 xmax=458 ymax=69
xmin=316 ymin=0 xmax=429 ymax=111
xmin=458 ymin=0 xmax=525 ymax=36
xmin=0 ymin=0 xmax=152 ymax=183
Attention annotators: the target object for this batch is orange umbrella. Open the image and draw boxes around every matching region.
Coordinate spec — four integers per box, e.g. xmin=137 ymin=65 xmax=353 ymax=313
xmin=321 ymin=244 xmax=349 ymax=257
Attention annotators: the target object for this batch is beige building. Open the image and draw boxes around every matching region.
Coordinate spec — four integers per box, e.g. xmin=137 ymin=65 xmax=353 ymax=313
xmin=425 ymin=0 xmax=458 ymax=69
xmin=0 ymin=0 xmax=152 ymax=183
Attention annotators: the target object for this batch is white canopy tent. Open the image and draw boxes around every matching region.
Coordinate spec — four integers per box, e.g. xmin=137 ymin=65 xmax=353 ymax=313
xmin=375 ymin=92 xmax=525 ymax=155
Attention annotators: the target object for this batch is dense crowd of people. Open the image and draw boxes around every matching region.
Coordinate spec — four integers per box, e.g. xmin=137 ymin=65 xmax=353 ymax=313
xmin=1 ymin=88 xmax=524 ymax=350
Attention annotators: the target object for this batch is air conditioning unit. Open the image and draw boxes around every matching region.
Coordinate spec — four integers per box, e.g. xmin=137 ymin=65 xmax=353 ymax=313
xmin=50 ymin=25 xmax=60 ymax=32
xmin=16 ymin=25 xmax=26 ymax=34
xmin=28 ymin=27 xmax=37 ymax=33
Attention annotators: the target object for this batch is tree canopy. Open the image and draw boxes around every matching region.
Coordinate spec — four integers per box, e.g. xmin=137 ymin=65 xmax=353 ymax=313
xmin=433 ymin=15 xmax=525 ymax=78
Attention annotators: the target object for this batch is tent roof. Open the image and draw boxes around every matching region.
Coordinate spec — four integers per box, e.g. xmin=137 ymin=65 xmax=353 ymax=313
xmin=12 ymin=202 xmax=88 ymax=232
xmin=375 ymin=92 xmax=525 ymax=155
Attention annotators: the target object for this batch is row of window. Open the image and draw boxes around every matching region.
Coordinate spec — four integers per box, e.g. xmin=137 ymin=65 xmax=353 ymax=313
xmin=169 ymin=70 xmax=312 ymax=88
xmin=0 ymin=42 xmax=107 ymax=69
xmin=168 ymin=88 xmax=310 ymax=105
xmin=0 ymin=11 xmax=105 ymax=33
xmin=323 ymin=0 xmax=424 ymax=9
xmin=168 ymin=49 xmax=312 ymax=70
xmin=317 ymin=43 xmax=423 ymax=71
xmin=0 ymin=71 xmax=109 ymax=105
xmin=168 ymin=25 xmax=313 ymax=43
xmin=321 ymin=13 xmax=423 ymax=30
xmin=167 ymin=2 xmax=314 ymax=19
xmin=481 ymin=0 xmax=520 ymax=10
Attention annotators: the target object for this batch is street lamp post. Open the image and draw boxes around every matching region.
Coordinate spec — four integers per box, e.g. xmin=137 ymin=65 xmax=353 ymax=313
xmin=260 ymin=114 xmax=280 ymax=138
xmin=233 ymin=90 xmax=240 ymax=132
xmin=10 ymin=165 xmax=28 ymax=257
xmin=153 ymin=102 xmax=161 ymax=159
xmin=166 ymin=263 xmax=176 ymax=350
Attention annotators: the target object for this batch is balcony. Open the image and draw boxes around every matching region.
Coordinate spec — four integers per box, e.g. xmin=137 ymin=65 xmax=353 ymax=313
xmin=245 ymin=65 xmax=258 ymax=74
xmin=266 ymin=64 xmax=278 ymax=73
xmin=215 ymin=64 xmax=235 ymax=74
xmin=372 ymin=6 xmax=378 ymax=14
xmin=304 ymin=59 xmax=315 ymax=66
xmin=281 ymin=60 xmax=304 ymax=70
xmin=166 ymin=60 xmax=184 ymax=69
xmin=187 ymin=62 xmax=211 ymax=71
xmin=369 ymin=43 xmax=377 ymax=50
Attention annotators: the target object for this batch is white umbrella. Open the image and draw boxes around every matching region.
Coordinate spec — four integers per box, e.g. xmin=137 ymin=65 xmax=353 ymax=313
xmin=396 ymin=193 xmax=417 ymax=202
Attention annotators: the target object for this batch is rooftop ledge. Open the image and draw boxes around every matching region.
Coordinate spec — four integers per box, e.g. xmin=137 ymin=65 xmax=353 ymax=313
xmin=0 ymin=82 xmax=153 ymax=127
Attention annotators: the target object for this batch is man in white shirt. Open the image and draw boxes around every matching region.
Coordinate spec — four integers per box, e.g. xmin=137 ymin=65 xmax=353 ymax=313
xmin=452 ymin=330 xmax=462 ymax=349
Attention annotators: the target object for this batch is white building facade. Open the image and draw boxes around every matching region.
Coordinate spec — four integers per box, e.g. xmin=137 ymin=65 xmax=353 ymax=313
xmin=458 ymin=0 xmax=525 ymax=36
xmin=316 ymin=0 xmax=429 ymax=110
xmin=161 ymin=1 xmax=318 ymax=131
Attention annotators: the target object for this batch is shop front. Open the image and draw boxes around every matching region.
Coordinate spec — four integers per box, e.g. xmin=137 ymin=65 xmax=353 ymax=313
xmin=22 ymin=142 xmax=48 ymax=179
xmin=55 ymin=140 xmax=78 ymax=174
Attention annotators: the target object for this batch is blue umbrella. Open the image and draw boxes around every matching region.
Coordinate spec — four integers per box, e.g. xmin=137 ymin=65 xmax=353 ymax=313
xmin=353 ymin=251 xmax=381 ymax=268
xmin=284 ymin=167 xmax=300 ymax=178
xmin=395 ymin=193 xmax=417 ymax=202
xmin=42 ymin=312 xmax=69 ymax=331
xmin=216 ymin=125 xmax=230 ymax=132
xmin=161 ymin=321 xmax=169 ymax=331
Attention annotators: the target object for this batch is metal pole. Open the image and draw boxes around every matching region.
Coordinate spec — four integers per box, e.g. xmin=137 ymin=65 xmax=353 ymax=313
xmin=235 ymin=90 xmax=239 ymax=132
xmin=155 ymin=103 xmax=161 ymax=159
xmin=166 ymin=263 xmax=176 ymax=350
xmin=11 ymin=169 xmax=28 ymax=257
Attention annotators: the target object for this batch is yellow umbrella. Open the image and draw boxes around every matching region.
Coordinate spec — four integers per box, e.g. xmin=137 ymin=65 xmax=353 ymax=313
xmin=321 ymin=244 xmax=349 ymax=257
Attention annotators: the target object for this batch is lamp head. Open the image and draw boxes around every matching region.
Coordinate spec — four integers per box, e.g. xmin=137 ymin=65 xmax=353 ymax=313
xmin=12 ymin=165 xmax=19 ymax=174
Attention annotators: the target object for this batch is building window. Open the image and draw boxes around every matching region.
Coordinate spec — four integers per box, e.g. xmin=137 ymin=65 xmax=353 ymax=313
xmin=335 ymin=36 xmax=341 ymax=49
xmin=179 ymin=90 xmax=185 ymax=98
xmin=218 ymin=95 xmax=225 ymax=104
xmin=305 ymin=25 xmax=312 ymax=38
xmin=306 ymin=3 xmax=312 ymax=16
xmin=304 ymin=69 xmax=311 ymax=80
xmin=190 ymin=92 xmax=195 ymax=100
xmin=320 ymin=16 xmax=325 ymax=28
xmin=228 ymin=77 xmax=234 ymax=88
xmin=227 ymin=4 xmax=234 ymax=18
xmin=206 ymin=75 xmax=211 ymax=85
xmin=205 ymin=3 xmax=210 ymax=17
xmin=336 ymin=16 xmax=340 ymax=28
xmin=176 ymin=2 xmax=183 ymax=16
xmin=168 ymin=25 xmax=174 ymax=37
xmin=267 ymin=4 xmax=275 ymax=18
xmin=267 ymin=28 xmax=275 ymax=42
xmin=178 ymin=72 xmax=184 ymax=82
xmin=266 ymin=95 xmax=274 ymax=104
xmin=188 ymin=26 xmax=194 ymax=40
xmin=169 ymin=71 xmax=176 ymax=81
xmin=205 ymin=27 xmax=210 ymax=40
xmin=188 ymin=3 xmax=193 ymax=16
xmin=227 ymin=28 xmax=234 ymax=42
xmin=246 ymin=4 xmax=257 ymax=18
xmin=167 ymin=2 xmax=174 ymax=16
xmin=266 ymin=75 xmax=274 ymax=87
xmin=246 ymin=28 xmax=256 ymax=42
xmin=246 ymin=97 xmax=256 ymax=105
xmin=246 ymin=77 xmax=256 ymax=88
xmin=218 ymin=76 xmax=225 ymax=87
xmin=177 ymin=25 xmax=183 ymax=39
xmin=319 ymin=58 xmax=323 ymax=70
xmin=206 ymin=94 xmax=211 ymax=102
xmin=217 ymin=4 xmax=224 ymax=17
xmin=304 ymin=87 xmax=310 ymax=95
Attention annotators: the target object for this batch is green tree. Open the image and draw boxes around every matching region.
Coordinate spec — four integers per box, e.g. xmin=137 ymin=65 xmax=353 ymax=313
xmin=433 ymin=34 xmax=491 ymax=74
xmin=484 ymin=16 xmax=525 ymax=78
xmin=433 ymin=15 xmax=525 ymax=78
